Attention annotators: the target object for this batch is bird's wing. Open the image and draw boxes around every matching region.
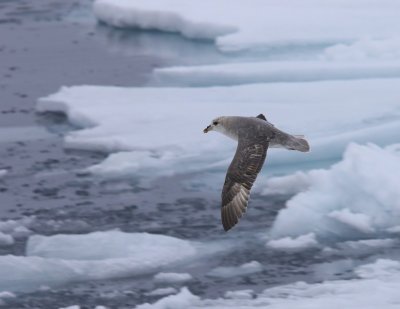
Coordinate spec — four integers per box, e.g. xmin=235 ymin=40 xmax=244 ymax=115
xmin=221 ymin=138 xmax=269 ymax=231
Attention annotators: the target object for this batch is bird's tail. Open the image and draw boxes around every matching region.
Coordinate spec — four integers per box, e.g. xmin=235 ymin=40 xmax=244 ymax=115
xmin=285 ymin=135 xmax=310 ymax=152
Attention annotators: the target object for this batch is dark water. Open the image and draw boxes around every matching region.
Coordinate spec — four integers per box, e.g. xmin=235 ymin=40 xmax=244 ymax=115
xmin=0 ymin=1 xmax=393 ymax=308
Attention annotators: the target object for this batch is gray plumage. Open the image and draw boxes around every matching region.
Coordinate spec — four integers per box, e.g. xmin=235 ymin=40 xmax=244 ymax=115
xmin=204 ymin=114 xmax=310 ymax=231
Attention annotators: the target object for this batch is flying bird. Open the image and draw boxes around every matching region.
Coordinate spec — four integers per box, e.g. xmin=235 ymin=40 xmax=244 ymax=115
xmin=203 ymin=114 xmax=310 ymax=231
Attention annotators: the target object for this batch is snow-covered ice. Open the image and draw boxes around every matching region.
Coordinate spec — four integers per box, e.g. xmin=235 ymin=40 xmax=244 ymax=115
xmin=269 ymin=143 xmax=400 ymax=241
xmin=207 ymin=261 xmax=262 ymax=279
xmin=154 ymin=61 xmax=400 ymax=86
xmin=0 ymin=230 xmax=213 ymax=292
xmin=93 ymin=0 xmax=400 ymax=52
xmin=153 ymin=272 xmax=192 ymax=284
xmin=266 ymin=233 xmax=319 ymax=251
xmin=134 ymin=259 xmax=400 ymax=309
xmin=37 ymin=79 xmax=400 ymax=181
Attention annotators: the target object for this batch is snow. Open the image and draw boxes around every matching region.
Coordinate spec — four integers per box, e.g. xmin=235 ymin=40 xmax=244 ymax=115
xmin=207 ymin=261 xmax=262 ymax=279
xmin=0 ymin=230 xmax=205 ymax=292
xmin=269 ymin=143 xmax=400 ymax=241
xmin=153 ymin=272 xmax=192 ymax=284
xmin=266 ymin=233 xmax=319 ymax=251
xmin=37 ymin=79 xmax=400 ymax=181
xmin=93 ymin=0 xmax=400 ymax=52
xmin=154 ymin=61 xmax=400 ymax=86
xmin=135 ymin=259 xmax=400 ymax=309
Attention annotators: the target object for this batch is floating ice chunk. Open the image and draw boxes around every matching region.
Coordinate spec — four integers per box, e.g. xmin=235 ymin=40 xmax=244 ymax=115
xmin=136 ymin=287 xmax=198 ymax=309
xmin=0 ymin=232 xmax=14 ymax=246
xmin=146 ymin=287 xmax=178 ymax=296
xmin=136 ymin=259 xmax=400 ymax=309
xmin=93 ymin=0 xmax=236 ymax=40
xmin=328 ymin=209 xmax=374 ymax=233
xmin=0 ymin=231 xmax=205 ymax=292
xmin=153 ymin=272 xmax=193 ymax=284
xmin=270 ymin=143 xmax=400 ymax=241
xmin=93 ymin=0 xmax=400 ymax=52
xmin=37 ymin=80 xmax=400 ymax=180
xmin=323 ymin=37 xmax=400 ymax=62
xmin=0 ymin=291 xmax=15 ymax=299
xmin=266 ymin=233 xmax=319 ymax=251
xmin=207 ymin=261 xmax=262 ymax=279
xmin=0 ymin=216 xmax=34 ymax=238
xmin=154 ymin=61 xmax=400 ymax=86
xmin=262 ymin=170 xmax=325 ymax=195
xmin=27 ymin=230 xmax=196 ymax=261
xmin=224 ymin=289 xmax=254 ymax=300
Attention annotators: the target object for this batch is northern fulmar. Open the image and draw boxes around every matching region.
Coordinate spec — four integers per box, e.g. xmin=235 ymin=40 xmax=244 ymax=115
xmin=203 ymin=114 xmax=310 ymax=231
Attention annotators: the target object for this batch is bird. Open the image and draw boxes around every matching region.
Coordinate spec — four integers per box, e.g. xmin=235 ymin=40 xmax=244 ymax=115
xmin=203 ymin=114 xmax=310 ymax=231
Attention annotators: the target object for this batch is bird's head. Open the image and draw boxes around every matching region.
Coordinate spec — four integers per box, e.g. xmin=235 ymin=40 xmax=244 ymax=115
xmin=203 ymin=116 xmax=225 ymax=133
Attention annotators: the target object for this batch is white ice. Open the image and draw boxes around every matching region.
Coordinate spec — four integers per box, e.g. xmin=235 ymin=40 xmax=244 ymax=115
xmin=135 ymin=259 xmax=400 ymax=309
xmin=93 ymin=0 xmax=400 ymax=52
xmin=207 ymin=261 xmax=262 ymax=279
xmin=268 ymin=143 xmax=400 ymax=241
xmin=0 ymin=170 xmax=6 ymax=178
xmin=154 ymin=61 xmax=400 ymax=86
xmin=0 ymin=230 xmax=209 ymax=292
xmin=266 ymin=233 xmax=319 ymax=251
xmin=37 ymin=79 xmax=400 ymax=181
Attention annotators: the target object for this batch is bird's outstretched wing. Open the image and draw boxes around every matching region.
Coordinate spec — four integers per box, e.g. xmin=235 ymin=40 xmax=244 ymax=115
xmin=221 ymin=138 xmax=269 ymax=231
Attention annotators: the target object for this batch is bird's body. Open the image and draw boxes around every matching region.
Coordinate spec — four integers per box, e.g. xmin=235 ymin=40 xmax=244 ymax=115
xmin=204 ymin=114 xmax=309 ymax=231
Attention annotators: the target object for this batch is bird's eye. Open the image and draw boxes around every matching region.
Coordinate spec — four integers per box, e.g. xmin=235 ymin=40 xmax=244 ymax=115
xmin=213 ymin=121 xmax=218 ymax=125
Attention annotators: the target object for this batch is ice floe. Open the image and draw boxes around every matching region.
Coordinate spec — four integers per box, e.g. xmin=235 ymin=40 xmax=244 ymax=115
xmin=268 ymin=143 xmax=400 ymax=241
xmin=266 ymin=233 xmax=319 ymax=251
xmin=37 ymin=79 xmax=400 ymax=181
xmin=207 ymin=261 xmax=262 ymax=279
xmin=154 ymin=61 xmax=400 ymax=86
xmin=0 ymin=230 xmax=213 ymax=292
xmin=93 ymin=0 xmax=400 ymax=52
xmin=135 ymin=259 xmax=400 ymax=309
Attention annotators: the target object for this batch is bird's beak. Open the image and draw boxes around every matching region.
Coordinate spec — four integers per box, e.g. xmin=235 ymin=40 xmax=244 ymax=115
xmin=203 ymin=125 xmax=211 ymax=133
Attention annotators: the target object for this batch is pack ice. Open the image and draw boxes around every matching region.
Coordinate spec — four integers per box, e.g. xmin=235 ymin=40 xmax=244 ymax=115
xmin=93 ymin=0 xmax=400 ymax=52
xmin=135 ymin=259 xmax=400 ymax=309
xmin=266 ymin=143 xmax=400 ymax=241
xmin=0 ymin=231 xmax=203 ymax=292
xmin=37 ymin=79 xmax=400 ymax=181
